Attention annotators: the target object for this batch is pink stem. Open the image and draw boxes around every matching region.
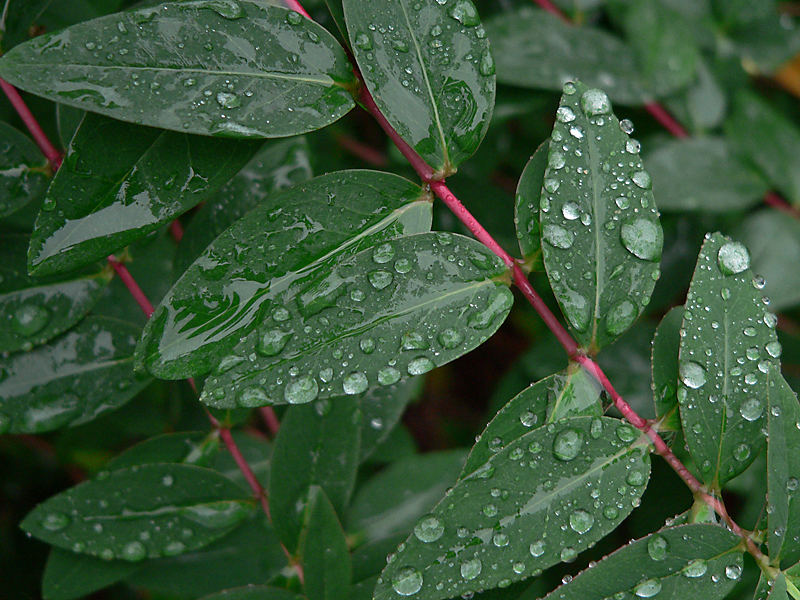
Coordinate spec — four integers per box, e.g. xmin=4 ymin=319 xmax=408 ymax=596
xmin=260 ymin=407 xmax=281 ymax=436
xmin=338 ymin=134 xmax=389 ymax=167
xmin=107 ymin=256 xmax=155 ymax=317
xmin=764 ymin=191 xmax=800 ymax=219
xmin=644 ymin=102 xmax=689 ymax=138
xmin=532 ymin=0 xmax=570 ymax=22
xmin=283 ymin=0 xmax=311 ymax=19
xmin=169 ymin=220 xmax=185 ymax=243
xmin=0 ymin=79 xmax=63 ymax=170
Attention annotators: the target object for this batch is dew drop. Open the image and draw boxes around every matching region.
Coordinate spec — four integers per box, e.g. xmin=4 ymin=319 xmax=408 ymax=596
xmin=560 ymin=547 xmax=578 ymax=562
xmin=556 ymin=106 xmax=576 ymax=123
xmin=369 ymin=270 xmax=394 ymax=290
xmin=41 ymin=512 xmax=70 ymax=531
xmin=725 ymin=563 xmax=742 ymax=580
xmin=766 ymin=341 xmax=782 ymax=358
xmin=460 ymin=558 xmax=482 ymax=580
xmin=438 ymin=328 xmax=464 ymax=349
xmin=121 ymin=540 xmax=147 ymax=562
xmin=717 ymin=242 xmax=750 ymax=275
xmin=408 ymin=356 xmax=435 ymax=376
xmin=543 ymin=224 xmax=574 ymax=249
xmin=569 ymin=509 xmax=594 ymax=534
xmin=11 ymin=305 xmax=50 ymax=337
xmin=373 ymin=243 xmax=395 ymax=264
xmin=284 ymin=375 xmax=319 ymax=404
xmin=631 ymin=171 xmax=652 ymax=189
xmin=553 ymin=428 xmax=583 ymax=461
xmin=392 ymin=566 xmax=423 ymax=596
xmin=733 ymin=443 xmax=751 ymax=462
xmin=606 ymin=300 xmax=637 ymax=336
xmin=414 ymin=515 xmax=444 ymax=542
xmin=634 ymin=579 xmax=661 ymax=598
xmin=679 ymin=361 xmax=706 ymax=389
xmin=216 ymin=92 xmax=241 ymax=109
xmin=562 ymin=202 xmax=580 ymax=220
xmin=343 ymin=372 xmax=368 ymax=395
xmin=238 ymin=386 xmax=270 ymax=407
xmin=620 ymin=218 xmax=662 ymax=261
xmin=682 ymin=559 xmax=707 ymax=578
xmin=378 ymin=366 xmax=402 ymax=386
xmin=739 ymin=398 xmax=762 ymax=421
xmin=449 ymin=0 xmax=480 ymax=26
xmin=479 ymin=50 xmax=495 ymax=76
xmin=257 ymin=329 xmax=292 ymax=356
xmin=580 ymin=89 xmax=611 ymax=115
xmin=529 ymin=540 xmax=545 ymax=557
xmin=355 ymin=32 xmax=372 ymax=50
xmin=647 ymin=535 xmax=668 ymax=561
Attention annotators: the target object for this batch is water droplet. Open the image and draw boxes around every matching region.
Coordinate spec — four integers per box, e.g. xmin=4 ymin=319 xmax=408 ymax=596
xmin=569 ymin=509 xmax=594 ymax=534
xmin=521 ymin=411 xmax=538 ymax=427
xmin=682 ymin=559 xmax=707 ymax=578
xmin=284 ymin=375 xmax=319 ymax=404
xmin=725 ymin=563 xmax=742 ymax=580
xmin=647 ymin=535 xmax=668 ymax=561
xmin=257 ymin=329 xmax=292 ymax=356
xmin=493 ymin=532 xmax=509 ymax=546
xmin=407 ymin=356 xmax=435 ymax=376
xmin=273 ymin=307 xmax=290 ymax=322
xmin=394 ymin=259 xmax=412 ymax=274
xmin=449 ymin=0 xmax=480 ymax=26
xmin=619 ymin=119 xmax=634 ymax=134
xmin=603 ymin=505 xmax=619 ymax=519
xmin=460 ymin=558 xmax=482 ymax=580
xmin=392 ymin=37 xmax=409 ymax=52
xmin=41 ymin=512 xmax=70 ymax=531
xmin=631 ymin=171 xmax=652 ymax=189
xmin=616 ymin=424 xmax=636 ymax=442
xmin=615 ymin=196 xmax=630 ymax=209
xmin=626 ymin=470 xmax=646 ymax=486
xmin=634 ymin=579 xmax=661 ymax=598
xmin=479 ymin=50 xmax=495 ymax=76
xmin=369 ymin=270 xmax=394 ymax=290
xmin=161 ymin=474 xmax=174 ymax=487
xmin=373 ymin=243 xmax=395 ymax=264
xmin=11 ymin=305 xmax=49 ymax=337
xmin=343 ymin=372 xmax=368 ymax=395
xmin=620 ymin=218 xmax=662 ymax=261
xmin=739 ymin=398 xmax=762 ymax=421
xmin=468 ymin=287 xmax=513 ymax=329
xmin=438 ymin=328 xmax=464 ymax=349
xmin=414 ymin=515 xmax=444 ymax=542
xmin=355 ymin=32 xmax=372 ymax=50
xmin=626 ymin=139 xmax=641 ymax=154
xmin=679 ymin=361 xmax=706 ymax=389
xmin=392 ymin=566 xmax=423 ymax=596
xmin=543 ymin=224 xmax=574 ymax=249
xmin=787 ymin=477 xmax=799 ymax=492
xmin=733 ymin=443 xmax=751 ymax=462
xmin=121 ymin=540 xmax=147 ymax=562
xmin=717 ymin=242 xmax=750 ymax=275
xmin=216 ymin=92 xmax=241 ymax=109
xmin=182 ymin=501 xmax=251 ymax=529
xmin=766 ymin=341 xmax=782 ymax=358
xmin=286 ymin=10 xmax=303 ymax=25
xmin=562 ymin=202 xmax=580 ymax=220
xmin=580 ymin=89 xmax=611 ymax=115
xmin=557 ymin=106 xmax=576 ymax=123
xmin=606 ymin=300 xmax=637 ymax=336
xmin=553 ymin=428 xmax=583 ymax=461
xmin=529 ymin=540 xmax=545 ymax=557
xmin=378 ymin=366 xmax=402 ymax=386
xmin=548 ymin=151 xmax=566 ymax=170
xmin=360 ymin=338 xmax=376 ymax=354
xmin=238 ymin=386 xmax=270 ymax=407
xmin=560 ymin=547 xmax=578 ymax=562
xmin=402 ymin=331 xmax=428 ymax=351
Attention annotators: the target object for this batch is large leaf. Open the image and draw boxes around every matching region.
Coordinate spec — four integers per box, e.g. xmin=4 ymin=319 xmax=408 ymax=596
xmin=647 ymin=137 xmax=768 ymax=212
xmin=28 ymin=113 xmax=258 ymax=276
xmin=514 ymin=141 xmax=546 ymax=262
xmin=137 ymin=170 xmax=432 ymax=382
xmin=300 ymin=487 xmax=352 ymax=600
xmin=0 ymin=121 xmax=50 ymax=217
xmin=540 ymin=524 xmax=742 ymax=600
xmin=200 ymin=587 xmax=306 ymax=600
xmin=269 ymin=397 xmax=361 ymax=554
xmin=766 ymin=366 xmax=800 ymax=567
xmin=0 ymin=1 xmax=357 ymax=138
xmin=43 ymin=548 xmax=139 ymax=600
xmin=485 ymin=9 xmax=646 ymax=105
xmin=22 ymin=464 xmax=254 ymax=560
xmin=651 ymin=306 xmax=683 ymax=424
xmin=374 ymin=416 xmax=651 ymax=600
xmin=540 ymin=81 xmax=662 ymax=351
xmin=754 ymin=572 xmax=789 ymax=600
xmin=0 ymin=316 xmax=151 ymax=433
xmin=678 ymin=232 xmax=780 ymax=486
xmin=0 ymin=232 xmax=110 ymax=353
xmin=175 ymin=137 xmax=313 ymax=272
xmin=343 ymin=0 xmax=495 ymax=175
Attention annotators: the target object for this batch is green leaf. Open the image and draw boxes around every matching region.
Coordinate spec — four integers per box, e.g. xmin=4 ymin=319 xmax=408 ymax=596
xmin=755 ymin=572 xmax=789 ymax=600
xmin=343 ymin=0 xmax=495 ymax=175
xmin=0 ymin=315 xmax=151 ymax=433
xmin=359 ymin=379 xmax=420 ymax=462
xmin=0 ymin=2 xmax=357 ymax=138
xmin=175 ymin=137 xmax=313 ymax=273
xmin=726 ymin=90 xmax=800 ymax=206
xmin=734 ymin=209 xmax=800 ymax=311
xmin=485 ymin=9 xmax=646 ymax=105
xmin=0 ymin=0 xmax=52 ymax=50
xmin=22 ymin=463 xmax=255 ymax=560
xmin=651 ymin=306 xmax=683 ymax=424
xmin=514 ymin=141 xmax=546 ymax=262
xmin=766 ymin=366 xmax=800 ymax=567
xmin=461 ymin=369 xmax=602 ymax=476
xmin=43 ymin=548 xmax=139 ymax=600
xmin=300 ymin=486 xmax=352 ymax=600
xmin=137 ymin=170 xmax=432 ymax=383
xmin=664 ymin=58 xmax=727 ymax=132
xmin=647 ymin=137 xmax=768 ymax=212
xmin=541 ymin=81 xmax=662 ymax=350
xmin=677 ymin=232 xmax=780 ymax=486
xmin=29 ymin=113 xmax=258 ymax=276
xmin=0 ymin=232 xmax=110 ymax=353
xmin=0 ymin=121 xmax=50 ymax=217
xmin=199 ymin=587 xmax=306 ymax=600
xmin=374 ymin=416 xmax=651 ymax=600
xmin=539 ymin=524 xmax=742 ymax=600
xmin=269 ymin=397 xmax=361 ymax=553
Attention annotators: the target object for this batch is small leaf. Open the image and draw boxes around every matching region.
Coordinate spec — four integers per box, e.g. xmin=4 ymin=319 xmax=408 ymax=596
xmin=766 ymin=366 xmax=800 ymax=567
xmin=300 ymin=486 xmax=352 ymax=600
xmin=486 ymin=9 xmax=646 ymax=105
xmin=0 ymin=232 xmax=110 ymax=353
xmin=678 ymin=232 xmax=780 ymax=486
xmin=0 ymin=121 xmax=50 ymax=217
xmin=108 ymin=431 xmax=217 ymax=469
xmin=461 ymin=369 xmax=602 ymax=476
xmin=374 ymin=416 xmax=651 ymax=600
xmin=269 ymin=397 xmax=361 ymax=553
xmin=541 ymin=81 xmax=662 ymax=350
xmin=343 ymin=0 xmax=495 ymax=175
xmin=514 ymin=141 xmax=547 ymax=262
xmin=651 ymin=306 xmax=683 ymax=423
xmin=0 ymin=316 xmax=151 ymax=433
xmin=199 ymin=587 xmax=306 ymax=600
xmin=359 ymin=379 xmax=420 ymax=462
xmin=29 ymin=113 xmax=258 ymax=276
xmin=138 ymin=170 xmax=432 ymax=382
xmin=0 ymin=2 xmax=356 ymax=138
xmin=43 ymin=548 xmax=139 ymax=600
xmin=22 ymin=464 xmax=254 ymax=560
xmin=540 ymin=524 xmax=742 ymax=600
xmin=647 ymin=137 xmax=768 ymax=212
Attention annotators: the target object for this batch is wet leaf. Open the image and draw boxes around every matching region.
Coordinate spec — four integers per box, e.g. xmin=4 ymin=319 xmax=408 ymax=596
xmin=540 ymin=81 xmax=662 ymax=351
xmin=0 ymin=316 xmax=151 ymax=433
xmin=0 ymin=232 xmax=110 ymax=353
xmin=269 ymin=397 xmax=361 ymax=553
xmin=359 ymin=379 xmax=420 ymax=462
xmin=647 ymin=137 xmax=768 ymax=212
xmin=137 ymin=170 xmax=432 ymax=383
xmin=0 ymin=121 xmax=50 ymax=217
xmin=43 ymin=548 xmax=139 ymax=600
xmin=651 ymin=306 xmax=683 ymax=422
xmin=199 ymin=587 xmax=305 ymax=600
xmin=374 ymin=416 xmax=651 ymax=600
xmin=29 ymin=113 xmax=258 ymax=276
xmin=22 ymin=464 xmax=255 ymax=561
xmin=514 ymin=141 xmax=547 ymax=262
xmin=754 ymin=572 xmax=789 ymax=600
xmin=678 ymin=232 xmax=780 ymax=486
xmin=486 ymin=9 xmax=646 ymax=105
xmin=0 ymin=1 xmax=356 ymax=138
xmin=343 ymin=0 xmax=495 ymax=175
xmin=540 ymin=524 xmax=742 ymax=600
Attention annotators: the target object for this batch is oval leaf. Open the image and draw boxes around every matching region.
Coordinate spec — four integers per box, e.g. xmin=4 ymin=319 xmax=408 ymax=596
xmin=199 ymin=232 xmax=513 ymax=408
xmin=678 ymin=232 xmax=780 ymax=486
xmin=0 ymin=121 xmax=50 ymax=217
xmin=651 ymin=306 xmax=683 ymax=423
xmin=374 ymin=416 xmax=651 ymax=600
xmin=200 ymin=586 xmax=305 ymax=600
xmin=359 ymin=379 xmax=420 ymax=462
xmin=541 ymin=81 xmax=662 ymax=351
xmin=343 ymin=0 xmax=495 ymax=175
xmin=137 ymin=170 xmax=433 ymax=381
xmin=514 ymin=141 xmax=547 ymax=262
xmin=0 ymin=1 xmax=356 ymax=138
xmin=43 ymin=548 xmax=139 ymax=600
xmin=0 ymin=315 xmax=151 ymax=433
xmin=21 ymin=464 xmax=255 ymax=561
xmin=300 ymin=487 xmax=352 ymax=600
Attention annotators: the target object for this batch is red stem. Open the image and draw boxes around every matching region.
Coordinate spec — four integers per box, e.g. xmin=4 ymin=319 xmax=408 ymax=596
xmin=532 ymin=0 xmax=570 ymax=22
xmin=283 ymin=0 xmax=311 ymax=19
xmin=0 ymin=79 xmax=62 ymax=170
xmin=169 ymin=220 xmax=185 ymax=243
xmin=764 ymin=191 xmax=800 ymax=219
xmin=260 ymin=407 xmax=281 ymax=436
xmin=107 ymin=256 xmax=155 ymax=317
xmin=643 ymin=102 xmax=689 ymax=138
xmin=338 ymin=134 xmax=389 ymax=167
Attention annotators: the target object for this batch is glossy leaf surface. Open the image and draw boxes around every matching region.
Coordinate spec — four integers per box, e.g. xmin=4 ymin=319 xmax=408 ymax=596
xmin=359 ymin=379 xmax=419 ymax=462
xmin=514 ymin=141 xmax=546 ymax=261
xmin=343 ymin=0 xmax=495 ymax=174
xmin=0 ymin=121 xmax=50 ymax=217
xmin=0 ymin=316 xmax=151 ymax=433
xmin=0 ymin=233 xmax=110 ymax=353
xmin=374 ymin=416 xmax=651 ymax=600
xmin=300 ymin=487 xmax=352 ymax=600
xmin=269 ymin=397 xmax=361 ymax=553
xmin=0 ymin=2 xmax=356 ymax=138
xmin=647 ymin=137 xmax=768 ymax=212
xmin=29 ymin=113 xmax=257 ymax=276
xmin=651 ymin=306 xmax=683 ymax=422
xmin=541 ymin=82 xmax=662 ymax=350
xmin=43 ymin=548 xmax=139 ymax=600
xmin=678 ymin=232 xmax=780 ymax=486
xmin=199 ymin=587 xmax=305 ymax=600
xmin=138 ymin=170 xmax=432 ymax=382
xmin=540 ymin=524 xmax=742 ymax=600
xmin=486 ymin=9 xmax=646 ymax=105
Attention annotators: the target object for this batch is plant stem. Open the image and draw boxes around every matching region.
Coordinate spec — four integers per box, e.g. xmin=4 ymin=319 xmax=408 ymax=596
xmin=0 ymin=79 xmax=63 ymax=170
xmin=107 ymin=256 xmax=155 ymax=316
xmin=643 ymin=101 xmax=689 ymax=138
xmin=282 ymin=0 xmax=311 ymax=19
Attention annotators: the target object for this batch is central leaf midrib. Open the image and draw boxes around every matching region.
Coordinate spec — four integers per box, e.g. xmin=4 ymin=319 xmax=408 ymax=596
xmin=585 ymin=110 xmax=605 ymax=346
